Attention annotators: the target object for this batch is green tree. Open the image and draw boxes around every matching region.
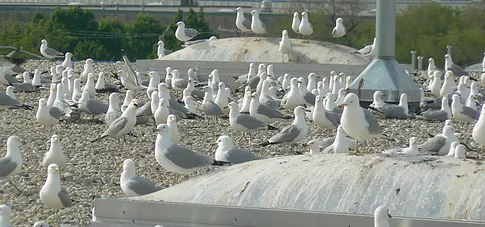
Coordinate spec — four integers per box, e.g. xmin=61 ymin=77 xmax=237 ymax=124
xmin=98 ymin=17 xmax=125 ymax=60
xmin=124 ymin=14 xmax=163 ymax=59
xmin=49 ymin=6 xmax=98 ymax=32
xmin=74 ymin=40 xmax=109 ymax=60
xmin=32 ymin=11 xmax=47 ymax=24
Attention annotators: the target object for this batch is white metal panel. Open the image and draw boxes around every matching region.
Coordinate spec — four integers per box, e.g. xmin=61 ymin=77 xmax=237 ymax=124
xmin=93 ymin=199 xmax=485 ymax=227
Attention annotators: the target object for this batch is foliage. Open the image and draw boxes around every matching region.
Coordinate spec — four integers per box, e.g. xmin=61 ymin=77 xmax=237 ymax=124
xmin=74 ymin=40 xmax=110 ymax=60
xmin=124 ymin=14 xmax=163 ymax=60
xmin=98 ymin=17 xmax=126 ymax=60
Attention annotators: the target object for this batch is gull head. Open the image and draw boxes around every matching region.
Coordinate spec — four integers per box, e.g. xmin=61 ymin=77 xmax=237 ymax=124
xmin=157 ymin=40 xmax=164 ymax=46
xmin=409 ymin=137 xmax=417 ymax=146
xmin=290 ymin=77 xmax=298 ymax=87
xmin=167 ymin=114 xmax=177 ymax=123
xmin=428 ymin=57 xmax=434 ymax=63
xmin=65 ymin=52 xmax=73 ymax=58
xmin=39 ymin=98 xmax=47 ymax=107
xmin=88 ymin=73 xmax=94 ymax=80
xmin=123 ymin=159 xmax=136 ymax=173
xmin=227 ymin=102 xmax=238 ymax=110
xmin=41 ymin=39 xmax=47 ymax=45
xmin=373 ymin=90 xmax=383 ymax=101
xmin=33 ymin=221 xmax=49 ymax=227
xmin=336 ymin=17 xmax=343 ymax=24
xmin=218 ymin=82 xmax=226 ymax=89
xmin=86 ymin=58 xmax=94 ymax=64
xmin=301 ymin=11 xmax=308 ymax=17
xmin=250 ymin=10 xmax=258 ymax=15
xmin=176 ymin=21 xmax=185 ymax=27
xmin=337 ymin=125 xmax=345 ymax=134
xmin=165 ymin=66 xmax=173 ymax=73
xmin=158 ymin=98 xmax=167 ymax=107
xmin=130 ymin=99 xmax=139 ymax=108
xmin=294 ymin=105 xmax=305 ymax=116
xmin=148 ymin=71 xmax=158 ymax=78
xmin=236 ymin=7 xmax=243 ymax=12
xmin=171 ymin=69 xmax=180 ymax=77
xmin=216 ymin=135 xmax=233 ymax=147
xmin=51 ymin=134 xmax=59 ymax=143
xmin=250 ymin=92 xmax=259 ymax=99
xmin=282 ymin=30 xmax=288 ymax=37
xmin=340 ymin=93 xmax=360 ymax=108
xmin=293 ymin=12 xmax=299 ymax=18
xmin=47 ymin=163 xmax=60 ymax=175
xmin=374 ymin=206 xmax=392 ymax=220
xmin=156 ymin=123 xmax=169 ymax=133
xmin=7 ymin=135 xmax=20 ymax=147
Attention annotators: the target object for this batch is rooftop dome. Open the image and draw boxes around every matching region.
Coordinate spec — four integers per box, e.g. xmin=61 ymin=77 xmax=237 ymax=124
xmin=160 ymin=37 xmax=370 ymax=65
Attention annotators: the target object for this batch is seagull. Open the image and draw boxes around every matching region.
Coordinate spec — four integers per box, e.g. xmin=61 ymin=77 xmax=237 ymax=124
xmin=298 ymin=11 xmax=313 ymax=39
xmin=339 ymin=93 xmax=384 ymax=152
xmin=42 ymin=135 xmax=67 ymax=168
xmin=39 ymin=163 xmax=73 ymax=218
xmin=120 ymin=50 xmax=147 ymax=92
xmin=95 ymin=72 xmax=120 ymax=93
xmin=120 ymin=159 xmax=163 ymax=197
xmin=0 ymin=92 xmax=33 ymax=111
xmin=279 ymin=30 xmax=292 ymax=62
xmin=155 ymin=124 xmax=226 ymax=183
xmin=249 ymin=92 xmax=287 ymax=123
xmin=369 ymin=93 xmax=409 ymax=118
xmin=311 ymin=95 xmax=339 ymax=130
xmin=175 ymin=21 xmax=198 ymax=42
xmin=428 ymin=71 xmax=443 ymax=97
xmin=355 ymin=38 xmax=376 ymax=56
xmin=235 ymin=7 xmax=252 ymax=33
xmin=260 ymin=106 xmax=308 ymax=148
xmin=36 ymin=98 xmax=63 ymax=127
xmin=167 ymin=114 xmax=180 ymax=143
xmin=451 ymin=94 xmax=478 ymax=122
xmin=215 ymin=82 xmax=229 ymax=113
xmin=383 ymin=137 xmax=419 ymax=154
xmin=154 ymin=98 xmax=170 ymax=124
xmin=374 ymin=206 xmax=392 ymax=227
xmin=202 ymin=87 xmax=224 ymax=120
xmin=472 ymin=104 xmax=485 ymax=146
xmin=250 ymin=10 xmax=267 ymax=38
xmin=157 ymin=40 xmax=172 ymax=58
xmin=53 ymin=83 xmax=72 ymax=117
xmin=332 ymin=18 xmax=346 ymax=38
xmin=78 ymin=91 xmax=108 ymax=117
xmin=171 ymin=69 xmax=188 ymax=91
xmin=11 ymin=71 xmax=38 ymax=93
xmin=33 ymin=221 xmax=50 ymax=227
xmin=440 ymin=71 xmax=456 ymax=97
xmin=417 ymin=96 xmax=451 ymax=122
xmin=40 ymin=39 xmax=64 ymax=59
xmin=215 ymin=135 xmax=259 ymax=164
xmin=291 ymin=12 xmax=300 ymax=36
xmin=228 ymin=102 xmax=277 ymax=140
xmin=445 ymin=54 xmax=468 ymax=77
xmin=0 ymin=135 xmax=22 ymax=192
xmin=418 ymin=123 xmax=458 ymax=155
xmin=91 ymin=100 xmax=139 ymax=142
xmin=427 ymin=57 xmax=442 ymax=78
xmin=61 ymin=52 xmax=73 ymax=69
xmin=322 ymin=125 xmax=355 ymax=153
xmin=281 ymin=78 xmax=305 ymax=110
xmin=146 ymin=71 xmax=160 ymax=98
xmin=105 ymin=93 xmax=122 ymax=126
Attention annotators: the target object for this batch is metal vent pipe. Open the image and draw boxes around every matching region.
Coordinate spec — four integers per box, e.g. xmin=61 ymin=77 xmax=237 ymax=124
xmin=375 ymin=0 xmax=396 ymax=58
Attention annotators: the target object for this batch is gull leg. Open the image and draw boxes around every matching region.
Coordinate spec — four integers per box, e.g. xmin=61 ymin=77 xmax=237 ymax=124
xmin=248 ymin=133 xmax=252 ymax=143
xmin=356 ymin=140 xmax=359 ymax=154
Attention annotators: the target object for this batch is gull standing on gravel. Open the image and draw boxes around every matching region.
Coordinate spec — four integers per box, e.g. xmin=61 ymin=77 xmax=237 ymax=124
xmin=202 ymin=86 xmax=223 ymax=120
xmin=215 ymin=82 xmax=229 ymax=113
xmin=451 ymin=94 xmax=478 ymax=122
xmin=80 ymin=59 xmax=94 ymax=82
xmin=228 ymin=102 xmax=276 ymax=140
xmin=260 ymin=106 xmax=308 ymax=147
xmin=39 ymin=163 xmax=73 ymax=218
xmin=370 ymin=93 xmax=409 ymax=118
xmin=155 ymin=124 xmax=225 ymax=183
xmin=235 ymin=7 xmax=252 ymax=33
xmin=0 ymin=92 xmax=32 ymax=111
xmin=440 ymin=71 xmax=456 ymax=97
xmin=428 ymin=71 xmax=442 ymax=97
xmin=53 ymin=83 xmax=72 ymax=117
xmin=91 ymin=100 xmax=138 ymax=142
xmin=418 ymin=123 xmax=458 ymax=155
xmin=281 ymin=78 xmax=305 ymax=110
xmin=215 ymin=135 xmax=259 ymax=164
xmin=167 ymin=114 xmax=181 ymax=143
xmin=332 ymin=18 xmax=346 ymax=38
xmin=239 ymin=86 xmax=252 ymax=113
xmin=5 ymin=86 xmax=15 ymax=99
xmin=78 ymin=91 xmax=108 ymax=117
xmin=40 ymin=39 xmax=64 ymax=59
xmin=445 ymin=54 xmax=468 ymax=77
xmin=36 ymin=98 xmax=63 ymax=127
xmin=154 ymin=98 xmax=170 ymax=124
xmin=260 ymin=80 xmax=280 ymax=108
xmin=298 ymin=12 xmax=313 ymax=39
xmin=312 ymin=95 xmax=339 ymax=130
xmin=0 ymin=136 xmax=22 ymax=192
xmin=0 ymin=204 xmax=11 ymax=226
xmin=298 ymin=77 xmax=316 ymax=106
xmin=339 ymin=93 xmax=384 ymax=151
xmin=417 ymin=96 xmax=451 ymax=121
xmin=279 ymin=30 xmax=292 ymax=62
xmin=454 ymin=144 xmax=466 ymax=158
xmin=0 ymin=71 xmax=19 ymax=85
xmin=147 ymin=71 xmax=160 ymax=98
xmin=61 ymin=52 xmax=73 ymax=69
xmin=95 ymin=72 xmax=119 ymax=93
xmin=105 ymin=93 xmax=122 ymax=125
xmin=42 ymin=135 xmax=67 ymax=168
xmin=427 ymin=58 xmax=441 ymax=78
xmin=472 ymin=105 xmax=485 ymax=146
xmin=322 ymin=125 xmax=354 ymax=153
xmin=446 ymin=141 xmax=459 ymax=157
xmin=11 ymin=71 xmax=37 ymax=92
xmin=383 ymin=137 xmax=419 ymax=154
xmin=291 ymin=12 xmax=300 ymax=36
xmin=120 ymin=159 xmax=163 ymax=197
xmin=83 ymin=73 xmax=96 ymax=98
xmin=175 ymin=21 xmax=198 ymax=42
xmin=171 ymin=69 xmax=188 ymax=91
xmin=250 ymin=92 xmax=287 ymax=123
xmin=250 ymin=10 xmax=267 ymax=38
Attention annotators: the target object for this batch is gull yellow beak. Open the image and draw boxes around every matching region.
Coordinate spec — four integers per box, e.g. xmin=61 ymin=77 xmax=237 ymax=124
xmin=338 ymin=103 xmax=346 ymax=108
xmin=297 ymin=81 xmax=302 ymax=84
xmin=388 ymin=212 xmax=392 ymax=218
xmin=223 ymin=106 xmax=229 ymax=109
xmin=55 ymin=167 xmax=60 ymax=172
xmin=211 ymin=141 xmax=217 ymax=145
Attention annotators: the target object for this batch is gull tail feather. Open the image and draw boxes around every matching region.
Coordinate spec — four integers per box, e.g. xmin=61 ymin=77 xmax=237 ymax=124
xmin=211 ymin=160 xmax=232 ymax=166
xmin=91 ymin=135 xmax=108 ymax=143
xmin=267 ymin=125 xmax=279 ymax=131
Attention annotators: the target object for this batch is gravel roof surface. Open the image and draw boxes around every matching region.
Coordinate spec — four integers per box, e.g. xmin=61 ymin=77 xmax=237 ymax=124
xmin=0 ymin=60 xmax=481 ymax=226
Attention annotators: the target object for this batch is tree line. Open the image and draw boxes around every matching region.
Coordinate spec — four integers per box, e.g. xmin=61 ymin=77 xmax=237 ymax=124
xmin=0 ymin=6 xmax=216 ymax=61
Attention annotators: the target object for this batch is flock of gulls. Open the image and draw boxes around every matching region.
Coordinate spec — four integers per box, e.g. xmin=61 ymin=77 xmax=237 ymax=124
xmin=0 ymin=8 xmax=485 ymax=226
